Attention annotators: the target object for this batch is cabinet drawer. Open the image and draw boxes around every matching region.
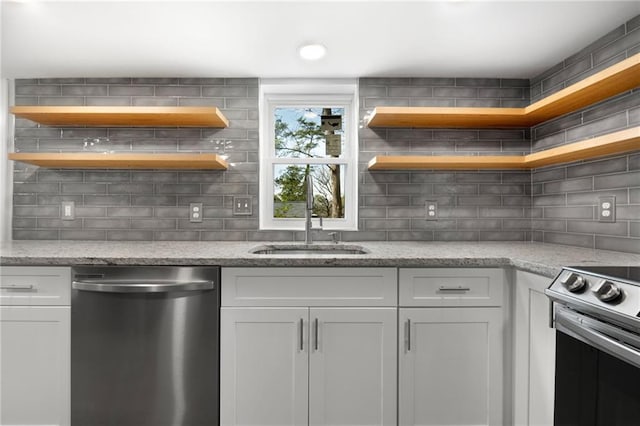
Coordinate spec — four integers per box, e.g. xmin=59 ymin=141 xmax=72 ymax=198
xmin=0 ymin=267 xmax=71 ymax=306
xmin=222 ymin=267 xmax=397 ymax=306
xmin=399 ymin=268 xmax=505 ymax=307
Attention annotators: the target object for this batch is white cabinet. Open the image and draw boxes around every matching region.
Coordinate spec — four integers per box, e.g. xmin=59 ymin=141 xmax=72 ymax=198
xmin=220 ymin=307 xmax=309 ymax=426
xmin=0 ymin=266 xmax=71 ymax=426
xmin=512 ymin=270 xmax=555 ymax=426
xmin=220 ymin=268 xmax=397 ymax=426
xmin=398 ymin=268 xmax=506 ymax=426
xmin=309 ymin=308 xmax=396 ymax=426
xmin=399 ymin=307 xmax=504 ymax=426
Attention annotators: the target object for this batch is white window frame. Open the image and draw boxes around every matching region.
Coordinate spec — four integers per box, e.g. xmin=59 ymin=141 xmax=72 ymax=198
xmin=259 ymin=79 xmax=358 ymax=231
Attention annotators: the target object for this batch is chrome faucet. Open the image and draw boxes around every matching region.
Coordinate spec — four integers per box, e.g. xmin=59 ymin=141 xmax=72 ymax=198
xmin=305 ymin=175 xmax=323 ymax=244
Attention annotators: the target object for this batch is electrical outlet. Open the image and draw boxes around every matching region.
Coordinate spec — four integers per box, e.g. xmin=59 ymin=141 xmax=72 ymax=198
xmin=62 ymin=201 xmax=75 ymax=221
xmin=190 ymin=203 xmax=203 ymax=223
xmin=425 ymin=200 xmax=438 ymax=221
xmin=233 ymin=196 xmax=252 ymax=216
xmin=598 ymin=196 xmax=616 ymax=222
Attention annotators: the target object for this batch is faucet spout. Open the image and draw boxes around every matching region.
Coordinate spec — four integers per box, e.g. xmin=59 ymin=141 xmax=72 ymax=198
xmin=305 ymin=174 xmax=322 ymax=244
xmin=306 ymin=174 xmax=314 ymax=210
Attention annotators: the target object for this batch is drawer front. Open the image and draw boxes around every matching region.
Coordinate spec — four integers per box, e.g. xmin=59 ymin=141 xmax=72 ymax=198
xmin=222 ymin=267 xmax=397 ymax=307
xmin=399 ymin=268 xmax=505 ymax=307
xmin=0 ymin=267 xmax=71 ymax=306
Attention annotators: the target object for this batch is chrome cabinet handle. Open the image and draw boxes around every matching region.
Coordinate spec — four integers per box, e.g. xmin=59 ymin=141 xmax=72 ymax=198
xmin=299 ymin=318 xmax=304 ymax=351
xmin=438 ymin=286 xmax=471 ymax=292
xmin=0 ymin=284 xmax=34 ymax=290
xmin=549 ymin=300 xmax=555 ymax=329
xmin=314 ymin=318 xmax=319 ymax=351
xmin=407 ymin=319 xmax=411 ymax=352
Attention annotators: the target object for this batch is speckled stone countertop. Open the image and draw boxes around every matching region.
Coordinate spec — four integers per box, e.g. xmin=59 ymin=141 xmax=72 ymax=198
xmin=2 ymin=240 xmax=640 ymax=278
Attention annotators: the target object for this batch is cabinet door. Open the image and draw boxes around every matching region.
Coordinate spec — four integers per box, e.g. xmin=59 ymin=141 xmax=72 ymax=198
xmin=513 ymin=270 xmax=555 ymax=426
xmin=309 ymin=308 xmax=396 ymax=426
xmin=220 ymin=307 xmax=309 ymax=426
xmin=399 ymin=307 xmax=503 ymax=426
xmin=0 ymin=306 xmax=70 ymax=426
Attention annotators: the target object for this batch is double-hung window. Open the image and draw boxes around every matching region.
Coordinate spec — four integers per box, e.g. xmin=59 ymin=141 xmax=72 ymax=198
xmin=259 ymin=80 xmax=358 ymax=231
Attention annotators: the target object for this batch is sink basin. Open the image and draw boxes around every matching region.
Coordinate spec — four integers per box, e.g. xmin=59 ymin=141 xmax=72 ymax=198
xmin=250 ymin=244 xmax=369 ymax=255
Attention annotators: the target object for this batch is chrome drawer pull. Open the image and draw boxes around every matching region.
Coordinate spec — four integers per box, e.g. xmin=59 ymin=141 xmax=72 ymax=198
xmin=299 ymin=318 xmax=304 ymax=351
xmin=438 ymin=286 xmax=471 ymax=292
xmin=0 ymin=284 xmax=34 ymax=290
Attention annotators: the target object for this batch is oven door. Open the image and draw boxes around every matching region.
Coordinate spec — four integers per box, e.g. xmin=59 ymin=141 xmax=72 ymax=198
xmin=554 ymin=304 xmax=640 ymax=426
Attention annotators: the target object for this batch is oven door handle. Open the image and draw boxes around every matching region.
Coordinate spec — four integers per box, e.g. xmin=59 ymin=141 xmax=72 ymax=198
xmin=555 ymin=307 xmax=640 ymax=369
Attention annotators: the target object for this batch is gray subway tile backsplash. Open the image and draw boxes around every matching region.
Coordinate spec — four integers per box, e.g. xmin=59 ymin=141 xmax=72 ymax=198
xmin=595 ymin=236 xmax=640 ymax=254
xmin=543 ymin=177 xmax=593 ymax=194
xmin=567 ymin=220 xmax=629 ymax=236
xmin=593 ymin=25 xmax=640 ymax=65
xmin=13 ymin=230 xmax=59 ymax=240
xmin=594 ymin=171 xmax=640 ymax=190
xmin=10 ymin=15 xmax=640 ymax=251
xmin=543 ymin=232 xmax=596 ymax=249
xmin=566 ymin=156 xmax=628 ymax=178
xmin=107 ymin=230 xmax=155 ymax=241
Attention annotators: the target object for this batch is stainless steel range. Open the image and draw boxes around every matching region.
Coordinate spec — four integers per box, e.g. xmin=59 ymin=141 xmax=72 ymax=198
xmin=546 ymin=266 xmax=640 ymax=425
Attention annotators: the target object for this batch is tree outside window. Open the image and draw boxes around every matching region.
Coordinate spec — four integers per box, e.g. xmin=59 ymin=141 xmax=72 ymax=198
xmin=259 ymin=82 xmax=358 ymax=231
xmin=273 ymin=107 xmax=345 ymax=219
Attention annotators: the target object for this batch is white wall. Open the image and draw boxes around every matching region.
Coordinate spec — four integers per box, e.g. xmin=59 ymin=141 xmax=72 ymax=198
xmin=0 ymin=79 xmax=10 ymax=243
xmin=0 ymin=1 xmax=12 ymax=243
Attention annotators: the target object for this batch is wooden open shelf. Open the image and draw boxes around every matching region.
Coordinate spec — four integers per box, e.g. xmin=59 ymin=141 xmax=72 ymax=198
xmin=367 ymin=127 xmax=640 ymax=170
xmin=368 ymin=155 xmax=526 ymax=170
xmin=10 ymin=106 xmax=229 ymax=128
xmin=367 ymin=53 xmax=640 ymax=128
xmin=8 ymin=152 xmax=229 ymax=170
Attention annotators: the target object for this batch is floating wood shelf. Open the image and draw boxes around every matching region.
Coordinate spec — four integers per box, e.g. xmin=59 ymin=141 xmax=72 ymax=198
xmin=10 ymin=106 xmax=229 ymax=128
xmin=8 ymin=153 xmax=229 ymax=170
xmin=368 ymin=155 xmax=526 ymax=170
xmin=367 ymin=127 xmax=640 ymax=170
xmin=367 ymin=53 xmax=640 ymax=128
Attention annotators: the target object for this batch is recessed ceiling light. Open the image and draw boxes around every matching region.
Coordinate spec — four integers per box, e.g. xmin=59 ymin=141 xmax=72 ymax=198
xmin=298 ymin=44 xmax=327 ymax=61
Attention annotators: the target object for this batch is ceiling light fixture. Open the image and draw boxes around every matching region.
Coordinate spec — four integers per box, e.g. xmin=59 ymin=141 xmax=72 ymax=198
xmin=298 ymin=44 xmax=327 ymax=61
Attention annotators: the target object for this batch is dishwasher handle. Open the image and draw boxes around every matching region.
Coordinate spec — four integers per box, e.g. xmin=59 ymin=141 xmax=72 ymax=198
xmin=72 ymin=280 xmax=214 ymax=293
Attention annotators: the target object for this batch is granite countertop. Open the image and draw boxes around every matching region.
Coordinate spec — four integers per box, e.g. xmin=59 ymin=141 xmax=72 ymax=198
xmin=2 ymin=240 xmax=640 ymax=278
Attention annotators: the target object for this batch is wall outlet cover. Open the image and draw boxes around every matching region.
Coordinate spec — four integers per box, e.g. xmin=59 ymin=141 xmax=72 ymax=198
xmin=425 ymin=200 xmax=438 ymax=221
xmin=190 ymin=203 xmax=203 ymax=223
xmin=598 ymin=195 xmax=616 ymax=223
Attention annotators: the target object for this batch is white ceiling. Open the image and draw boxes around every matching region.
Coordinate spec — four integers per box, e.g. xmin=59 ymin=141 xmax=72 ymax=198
xmin=1 ymin=0 xmax=639 ymax=79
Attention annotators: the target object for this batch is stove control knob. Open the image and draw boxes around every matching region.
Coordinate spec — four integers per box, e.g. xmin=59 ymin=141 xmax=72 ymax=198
xmin=560 ymin=272 xmax=586 ymax=292
xmin=592 ymin=280 xmax=622 ymax=303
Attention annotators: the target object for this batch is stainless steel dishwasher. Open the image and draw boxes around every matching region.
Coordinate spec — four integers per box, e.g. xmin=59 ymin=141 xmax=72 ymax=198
xmin=71 ymin=266 xmax=220 ymax=426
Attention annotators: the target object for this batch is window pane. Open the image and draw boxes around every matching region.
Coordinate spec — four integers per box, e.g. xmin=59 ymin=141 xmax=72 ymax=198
xmin=273 ymin=164 xmax=346 ymax=219
xmin=274 ymin=107 xmax=346 ymax=159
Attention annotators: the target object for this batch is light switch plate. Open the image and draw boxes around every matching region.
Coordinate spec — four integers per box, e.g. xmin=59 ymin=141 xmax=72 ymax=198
xmin=62 ymin=201 xmax=75 ymax=221
xmin=598 ymin=195 xmax=615 ymax=222
xmin=425 ymin=200 xmax=438 ymax=221
xmin=190 ymin=203 xmax=203 ymax=223
xmin=233 ymin=196 xmax=252 ymax=216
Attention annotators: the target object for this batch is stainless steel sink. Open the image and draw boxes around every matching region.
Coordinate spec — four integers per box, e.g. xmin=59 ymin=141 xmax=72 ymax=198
xmin=249 ymin=244 xmax=369 ymax=255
